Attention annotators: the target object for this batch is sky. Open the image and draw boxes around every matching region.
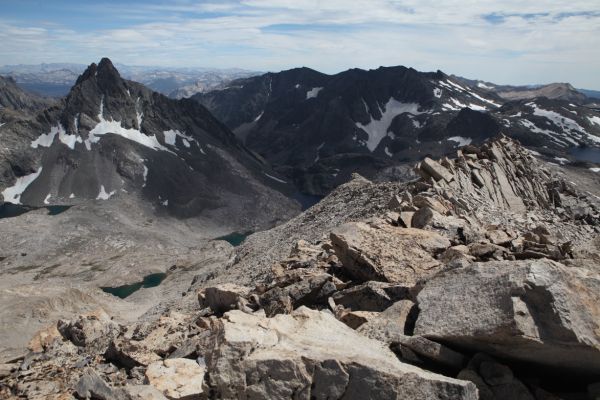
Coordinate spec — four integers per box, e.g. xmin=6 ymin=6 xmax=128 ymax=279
xmin=0 ymin=0 xmax=599 ymax=88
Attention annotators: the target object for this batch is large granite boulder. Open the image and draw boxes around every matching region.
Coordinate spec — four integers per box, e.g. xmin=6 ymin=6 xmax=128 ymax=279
xmin=415 ymin=259 xmax=600 ymax=374
xmin=330 ymin=220 xmax=451 ymax=285
xmin=205 ymin=307 xmax=477 ymax=399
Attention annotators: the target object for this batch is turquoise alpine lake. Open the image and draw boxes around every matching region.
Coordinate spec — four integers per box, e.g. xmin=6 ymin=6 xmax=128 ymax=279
xmin=101 ymin=273 xmax=167 ymax=299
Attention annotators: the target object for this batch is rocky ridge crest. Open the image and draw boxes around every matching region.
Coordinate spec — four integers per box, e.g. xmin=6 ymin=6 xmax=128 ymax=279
xmin=2 ymin=137 xmax=599 ymax=399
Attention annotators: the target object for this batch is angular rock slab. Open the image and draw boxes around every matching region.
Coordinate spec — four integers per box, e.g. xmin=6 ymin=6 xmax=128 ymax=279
xmin=415 ymin=259 xmax=600 ymax=374
xmin=330 ymin=220 xmax=450 ymax=286
xmin=145 ymin=358 xmax=205 ymax=399
xmin=205 ymin=307 xmax=477 ymax=400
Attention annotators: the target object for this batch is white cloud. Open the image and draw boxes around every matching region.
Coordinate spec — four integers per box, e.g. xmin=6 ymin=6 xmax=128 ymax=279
xmin=0 ymin=1 xmax=599 ymax=88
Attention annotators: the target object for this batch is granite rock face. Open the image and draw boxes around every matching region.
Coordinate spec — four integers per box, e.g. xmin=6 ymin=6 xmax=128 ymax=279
xmin=205 ymin=307 xmax=477 ymax=400
xmin=415 ymin=259 xmax=600 ymax=374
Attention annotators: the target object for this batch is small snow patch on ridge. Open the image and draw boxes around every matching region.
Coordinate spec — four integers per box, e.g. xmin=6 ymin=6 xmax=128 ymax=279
xmin=447 ymin=136 xmax=472 ymax=146
xmin=87 ymin=100 xmax=173 ymax=153
xmin=433 ymin=88 xmax=442 ymax=98
xmin=96 ymin=185 xmax=115 ymax=200
xmin=590 ymin=167 xmax=600 ymax=172
xmin=306 ymin=87 xmax=323 ymax=99
xmin=356 ymin=98 xmax=425 ymax=152
xmin=44 ymin=194 xmax=51 ymax=205
xmin=31 ymin=126 xmax=61 ymax=148
xmin=264 ymin=172 xmax=287 ymax=184
xmin=477 ymin=82 xmax=494 ymax=90
xmin=1 ymin=167 xmax=43 ymax=204
xmin=588 ymin=116 xmax=600 ymax=126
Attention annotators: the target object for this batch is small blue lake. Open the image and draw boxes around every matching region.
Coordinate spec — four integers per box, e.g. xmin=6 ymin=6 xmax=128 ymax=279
xmin=0 ymin=203 xmax=71 ymax=219
xmin=215 ymin=232 xmax=251 ymax=247
xmin=570 ymin=147 xmax=600 ymax=163
xmin=101 ymin=273 xmax=167 ymax=299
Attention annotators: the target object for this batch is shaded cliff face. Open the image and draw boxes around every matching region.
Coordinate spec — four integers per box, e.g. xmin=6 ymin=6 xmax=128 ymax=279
xmin=0 ymin=75 xmax=56 ymax=126
xmin=0 ymin=58 xmax=299 ymax=228
xmin=195 ymin=66 xmax=600 ymax=196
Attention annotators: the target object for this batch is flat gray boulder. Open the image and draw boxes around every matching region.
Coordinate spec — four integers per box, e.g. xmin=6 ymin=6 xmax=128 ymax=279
xmin=415 ymin=259 xmax=600 ymax=374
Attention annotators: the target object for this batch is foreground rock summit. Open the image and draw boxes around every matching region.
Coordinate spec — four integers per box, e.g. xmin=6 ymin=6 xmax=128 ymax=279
xmin=1 ymin=136 xmax=600 ymax=399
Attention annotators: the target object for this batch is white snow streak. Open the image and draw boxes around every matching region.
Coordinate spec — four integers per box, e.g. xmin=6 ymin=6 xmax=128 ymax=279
xmin=264 ymin=172 xmax=287 ymax=184
xmin=306 ymin=87 xmax=323 ymax=99
xmin=447 ymin=136 xmax=473 ymax=146
xmin=384 ymin=147 xmax=392 ymax=157
xmin=31 ymin=125 xmax=60 ymax=148
xmin=1 ymin=167 xmax=42 ymax=204
xmin=87 ymin=100 xmax=173 ymax=153
xmin=590 ymin=167 xmax=600 ymax=172
xmin=433 ymin=88 xmax=442 ymax=98
xmin=314 ymin=142 xmax=325 ymax=162
xmin=588 ymin=116 xmax=600 ymax=126
xmin=477 ymin=82 xmax=494 ymax=90
xmin=554 ymin=157 xmax=569 ymax=164
xmin=254 ymin=111 xmax=264 ymax=122
xmin=96 ymin=185 xmax=115 ymax=200
xmin=43 ymin=193 xmax=51 ymax=204
xmin=356 ymin=97 xmax=424 ymax=152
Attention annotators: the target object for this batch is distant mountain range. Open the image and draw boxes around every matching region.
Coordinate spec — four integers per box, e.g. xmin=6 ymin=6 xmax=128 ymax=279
xmin=2 ymin=61 xmax=600 ymax=197
xmin=0 ymin=58 xmax=297 ymax=229
xmin=194 ymin=66 xmax=600 ymax=195
xmin=0 ymin=63 xmax=259 ymax=98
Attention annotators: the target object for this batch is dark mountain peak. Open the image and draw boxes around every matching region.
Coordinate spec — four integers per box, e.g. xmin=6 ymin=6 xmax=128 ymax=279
xmin=97 ymin=57 xmax=121 ymax=80
xmin=74 ymin=58 xmax=123 ymax=88
xmin=75 ymin=62 xmax=97 ymax=86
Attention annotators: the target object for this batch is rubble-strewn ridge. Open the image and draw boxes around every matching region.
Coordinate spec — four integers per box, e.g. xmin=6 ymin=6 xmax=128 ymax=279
xmin=2 ymin=136 xmax=599 ymax=400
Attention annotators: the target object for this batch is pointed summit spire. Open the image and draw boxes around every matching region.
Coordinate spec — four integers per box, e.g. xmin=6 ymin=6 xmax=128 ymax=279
xmin=97 ymin=57 xmax=121 ymax=81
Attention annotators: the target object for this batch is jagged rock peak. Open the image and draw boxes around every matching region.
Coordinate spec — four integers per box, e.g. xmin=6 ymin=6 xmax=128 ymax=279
xmin=74 ymin=57 xmax=122 ymax=87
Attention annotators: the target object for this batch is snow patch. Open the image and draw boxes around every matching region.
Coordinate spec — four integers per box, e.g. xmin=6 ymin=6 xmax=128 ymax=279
xmin=590 ymin=167 xmax=600 ymax=172
xmin=433 ymin=88 xmax=442 ymax=98
xmin=447 ymin=136 xmax=472 ymax=146
xmin=527 ymin=149 xmax=542 ymax=156
xmin=519 ymin=119 xmax=577 ymax=147
xmin=31 ymin=125 xmax=60 ymax=148
xmin=477 ymin=82 xmax=494 ymax=90
xmin=554 ymin=157 xmax=569 ymax=164
xmin=295 ymin=84 xmax=300 ymax=89
xmin=69 ymin=193 xmax=75 ymax=199
xmin=306 ymin=87 xmax=323 ymax=99
xmin=355 ymin=97 xmax=424 ymax=151
xmin=142 ymin=163 xmax=148 ymax=187
xmin=588 ymin=116 xmax=600 ymax=126
xmin=314 ymin=142 xmax=325 ymax=162
xmin=412 ymin=119 xmax=422 ymax=129
xmin=384 ymin=147 xmax=392 ymax=157
xmin=264 ymin=172 xmax=287 ymax=184
xmin=96 ymin=185 xmax=115 ymax=200
xmin=43 ymin=193 xmax=51 ymax=205
xmin=161 ymin=199 xmax=168 ymax=206
xmin=87 ymin=100 xmax=174 ymax=153
xmin=163 ymin=130 xmax=178 ymax=146
xmin=1 ymin=167 xmax=42 ymax=204
xmin=254 ymin=111 xmax=264 ymax=122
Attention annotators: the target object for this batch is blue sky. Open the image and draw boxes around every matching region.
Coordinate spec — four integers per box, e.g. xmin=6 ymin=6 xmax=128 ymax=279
xmin=1 ymin=0 xmax=599 ymax=88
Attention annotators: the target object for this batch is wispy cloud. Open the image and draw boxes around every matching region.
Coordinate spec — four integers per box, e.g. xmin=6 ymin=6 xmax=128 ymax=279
xmin=1 ymin=0 xmax=599 ymax=88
